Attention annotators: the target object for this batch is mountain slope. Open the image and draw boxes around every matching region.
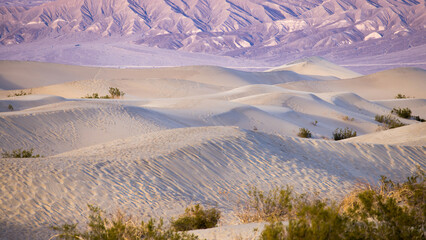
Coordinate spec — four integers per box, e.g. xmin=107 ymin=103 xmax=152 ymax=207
xmin=0 ymin=0 xmax=425 ymax=63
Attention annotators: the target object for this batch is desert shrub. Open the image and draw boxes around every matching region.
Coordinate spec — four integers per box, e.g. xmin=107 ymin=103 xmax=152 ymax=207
xmin=260 ymin=221 xmax=285 ymax=240
xmin=259 ymin=168 xmax=425 ymax=240
xmin=2 ymin=148 xmax=40 ymax=158
xmin=7 ymin=90 xmax=32 ymax=97
xmin=342 ymin=116 xmax=354 ymax=121
xmin=8 ymin=104 xmax=13 ymax=111
xmin=412 ymin=115 xmax=425 ymax=122
xmin=109 ymin=87 xmax=125 ymax=99
xmin=332 ymin=127 xmax=357 ymax=140
xmin=83 ymin=93 xmax=111 ymax=99
xmin=237 ymin=186 xmax=294 ymax=223
xmin=391 ymin=107 xmax=412 ymax=119
xmin=311 ymin=120 xmax=318 ymax=126
xmin=52 ymin=204 xmax=199 ymax=240
xmin=395 ymin=94 xmax=411 ymax=99
xmin=375 ymin=114 xmax=406 ymax=129
xmin=297 ymin=128 xmax=312 ymax=138
xmin=171 ymin=204 xmax=220 ymax=231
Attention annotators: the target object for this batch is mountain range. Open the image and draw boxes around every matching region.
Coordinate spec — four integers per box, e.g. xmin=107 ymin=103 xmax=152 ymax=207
xmin=0 ymin=0 xmax=425 ymax=68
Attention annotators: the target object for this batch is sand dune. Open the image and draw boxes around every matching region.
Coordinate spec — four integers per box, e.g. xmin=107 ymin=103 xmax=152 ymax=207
xmin=344 ymin=122 xmax=426 ymax=146
xmin=280 ymin=67 xmax=426 ymax=100
xmin=1 ymin=126 xmax=424 ymax=239
xmin=268 ymin=56 xmax=362 ymax=80
xmin=0 ymin=60 xmax=425 ymax=239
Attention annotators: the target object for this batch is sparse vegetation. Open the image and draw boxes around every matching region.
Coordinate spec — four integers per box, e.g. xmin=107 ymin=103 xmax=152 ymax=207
xmin=2 ymin=148 xmax=40 ymax=158
xmin=391 ymin=107 xmax=412 ymax=119
xmin=83 ymin=93 xmax=110 ymax=99
xmin=171 ymin=204 xmax=221 ymax=231
xmin=374 ymin=114 xmax=406 ymax=129
xmin=8 ymin=104 xmax=13 ymax=111
xmin=412 ymin=115 xmax=425 ymax=122
xmin=297 ymin=128 xmax=312 ymax=138
xmin=52 ymin=204 xmax=199 ymax=240
xmin=259 ymin=167 xmax=425 ymax=240
xmin=332 ymin=127 xmax=357 ymax=140
xmin=83 ymin=87 xmax=125 ymax=99
xmin=237 ymin=186 xmax=294 ymax=223
xmin=395 ymin=93 xmax=412 ymax=99
xmin=7 ymin=89 xmax=32 ymax=97
xmin=342 ymin=116 xmax=354 ymax=121
xmin=375 ymin=114 xmax=406 ymax=129
xmin=109 ymin=87 xmax=125 ymax=99
xmin=311 ymin=120 xmax=318 ymax=126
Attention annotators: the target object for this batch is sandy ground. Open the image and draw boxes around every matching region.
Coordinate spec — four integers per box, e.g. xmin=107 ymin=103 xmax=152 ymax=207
xmin=0 ymin=59 xmax=425 ymax=239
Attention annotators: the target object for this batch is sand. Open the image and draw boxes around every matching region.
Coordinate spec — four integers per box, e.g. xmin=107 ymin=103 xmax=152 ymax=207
xmin=0 ymin=58 xmax=425 ymax=239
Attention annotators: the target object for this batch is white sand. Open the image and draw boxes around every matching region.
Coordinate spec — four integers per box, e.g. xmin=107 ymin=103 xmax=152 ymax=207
xmin=0 ymin=60 xmax=425 ymax=239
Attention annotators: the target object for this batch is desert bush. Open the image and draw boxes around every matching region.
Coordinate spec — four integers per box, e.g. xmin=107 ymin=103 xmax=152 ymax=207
xmin=412 ymin=115 xmax=425 ymax=122
xmin=237 ymin=186 xmax=294 ymax=223
xmin=395 ymin=94 xmax=411 ymax=99
xmin=83 ymin=93 xmax=111 ymax=99
xmin=342 ymin=116 xmax=354 ymax=121
xmin=311 ymin=120 xmax=318 ymax=126
xmin=259 ymin=168 xmax=425 ymax=240
xmin=375 ymin=114 xmax=406 ymax=129
xmin=332 ymin=127 xmax=357 ymax=140
xmin=391 ymin=107 xmax=412 ymax=119
xmin=109 ymin=87 xmax=125 ymax=99
xmin=171 ymin=204 xmax=220 ymax=231
xmin=260 ymin=221 xmax=285 ymax=240
xmin=7 ymin=90 xmax=32 ymax=97
xmin=52 ymin=204 xmax=199 ymax=240
xmin=8 ymin=104 xmax=13 ymax=111
xmin=297 ymin=128 xmax=312 ymax=138
xmin=2 ymin=148 xmax=40 ymax=158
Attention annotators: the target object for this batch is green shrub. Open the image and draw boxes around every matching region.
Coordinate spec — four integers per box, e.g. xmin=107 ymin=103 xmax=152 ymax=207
xmin=237 ymin=186 xmax=294 ymax=223
xmin=109 ymin=87 xmax=125 ymax=99
xmin=83 ymin=93 xmax=111 ymax=99
xmin=52 ymin=204 xmax=199 ymax=240
xmin=332 ymin=127 xmax=357 ymax=140
xmin=2 ymin=148 xmax=40 ymax=158
xmin=259 ymin=168 xmax=425 ymax=240
xmin=297 ymin=128 xmax=312 ymax=138
xmin=260 ymin=222 xmax=285 ymax=240
xmin=8 ymin=104 xmax=13 ymax=111
xmin=375 ymin=114 xmax=406 ymax=129
xmin=391 ymin=107 xmax=412 ymax=119
xmin=171 ymin=204 xmax=220 ymax=231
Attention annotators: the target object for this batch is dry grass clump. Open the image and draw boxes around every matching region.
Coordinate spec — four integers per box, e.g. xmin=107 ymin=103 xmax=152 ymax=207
xmin=237 ymin=186 xmax=295 ymax=223
xmin=171 ymin=204 xmax=220 ymax=231
xmin=51 ymin=205 xmax=199 ymax=240
xmin=83 ymin=87 xmax=125 ymax=99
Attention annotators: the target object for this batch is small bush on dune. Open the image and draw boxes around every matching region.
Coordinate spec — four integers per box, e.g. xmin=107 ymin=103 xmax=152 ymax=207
xmin=8 ymin=104 xmax=13 ymax=111
xmin=332 ymin=127 xmax=357 ymax=140
xmin=171 ymin=204 xmax=220 ymax=231
xmin=52 ymin=204 xmax=199 ymax=240
xmin=237 ymin=186 xmax=294 ymax=223
xmin=7 ymin=89 xmax=32 ymax=97
xmin=391 ymin=107 xmax=412 ymax=119
xmin=395 ymin=94 xmax=413 ymax=99
xmin=297 ymin=128 xmax=312 ymax=138
xmin=375 ymin=114 xmax=406 ymax=129
xmin=109 ymin=87 xmax=125 ymax=99
xmin=1 ymin=148 xmax=40 ymax=158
